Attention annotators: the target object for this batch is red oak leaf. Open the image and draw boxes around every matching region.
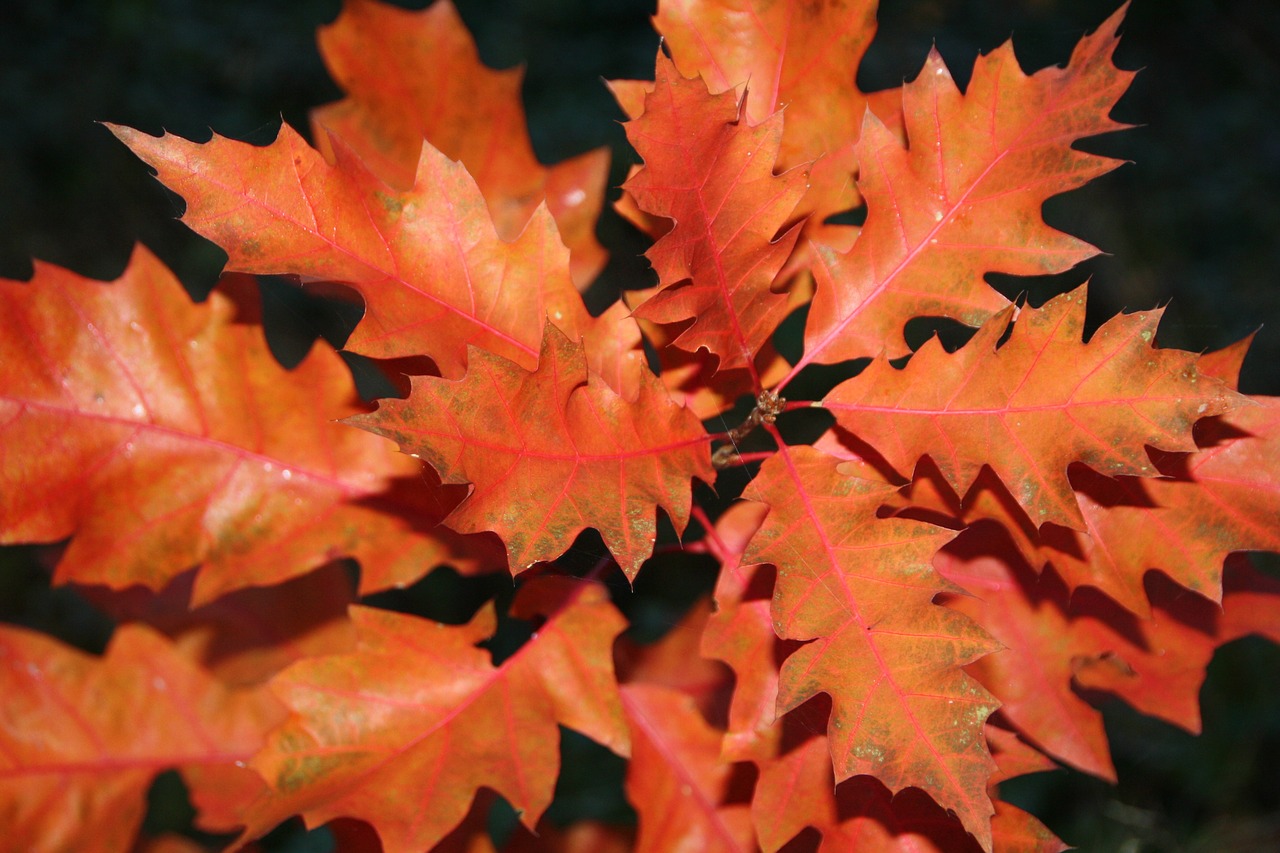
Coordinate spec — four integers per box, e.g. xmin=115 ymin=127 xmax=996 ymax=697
xmin=347 ymin=322 xmax=713 ymax=578
xmin=244 ymin=577 xmax=629 ymax=853
xmin=0 ymin=249 xmax=476 ymax=603
xmin=621 ymin=53 xmax=807 ymax=373
xmin=620 ymin=683 xmax=756 ymax=853
xmin=644 ymin=0 xmax=881 ymax=252
xmin=0 ymin=624 xmax=284 ymax=852
xmin=111 ymin=124 xmax=630 ymax=385
xmin=937 ymin=545 xmax=1280 ymax=779
xmin=791 ymin=6 xmax=1134 ymax=376
xmin=1070 ymin=557 xmax=1280 ymax=735
xmin=744 ymin=445 xmax=999 ymax=849
xmin=934 ymin=548 xmax=1117 ymax=781
xmin=1050 ymin=399 xmax=1280 ymax=611
xmin=744 ymin=704 xmax=1063 ymax=851
xmin=823 ymin=287 xmax=1242 ymax=529
xmin=312 ymin=0 xmax=609 ymax=288
xmin=615 ymin=597 xmax=734 ymax=725
xmin=697 ymin=502 xmax=788 ymax=755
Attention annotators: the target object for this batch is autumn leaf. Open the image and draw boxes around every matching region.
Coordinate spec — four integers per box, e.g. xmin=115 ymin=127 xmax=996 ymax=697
xmin=1050 ymin=400 xmax=1280 ymax=611
xmin=937 ymin=544 xmax=1280 ymax=780
xmin=791 ymin=5 xmax=1135 ymax=375
xmin=312 ymin=0 xmax=609 ymax=288
xmin=615 ymin=597 xmax=733 ymax=725
xmin=0 ymin=624 xmax=284 ymax=852
xmin=621 ymin=684 xmax=755 ymax=853
xmin=644 ymin=0 xmax=882 ymax=254
xmin=0 ymin=248 xmax=475 ymax=603
xmin=348 ymin=322 xmax=713 ymax=578
xmin=744 ymin=446 xmax=999 ymax=849
xmin=823 ymin=287 xmax=1242 ymax=529
xmin=244 ymin=577 xmax=629 ymax=853
xmin=619 ymin=52 xmax=807 ymax=373
xmin=742 ymin=706 xmax=1064 ymax=851
xmin=111 ymin=123 xmax=628 ymax=384
xmin=1070 ymin=557 xmax=1280 ymax=735
xmin=697 ymin=502 xmax=789 ymax=755
xmin=934 ymin=548 xmax=1118 ymax=780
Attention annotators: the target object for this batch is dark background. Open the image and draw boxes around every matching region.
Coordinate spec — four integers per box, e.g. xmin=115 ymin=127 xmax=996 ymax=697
xmin=2 ymin=0 xmax=1279 ymax=850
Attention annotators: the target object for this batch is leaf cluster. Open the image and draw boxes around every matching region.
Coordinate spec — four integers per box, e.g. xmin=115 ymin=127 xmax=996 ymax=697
xmin=3 ymin=2 xmax=1279 ymax=852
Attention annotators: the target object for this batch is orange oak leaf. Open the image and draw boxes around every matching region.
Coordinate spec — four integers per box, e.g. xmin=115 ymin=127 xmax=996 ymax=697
xmin=644 ymin=0 xmax=879 ymax=249
xmin=1070 ymin=557 xmax=1280 ymax=735
xmin=744 ymin=445 xmax=999 ymax=849
xmin=934 ymin=548 xmax=1117 ymax=781
xmin=244 ymin=577 xmax=629 ymax=853
xmin=0 ymin=623 xmax=284 ymax=852
xmin=936 ymin=545 xmax=1280 ymax=780
xmin=791 ymin=6 xmax=1135 ymax=376
xmin=615 ymin=597 xmax=734 ymax=725
xmin=620 ymin=683 xmax=756 ymax=853
xmin=1049 ymin=400 xmax=1280 ymax=611
xmin=823 ymin=288 xmax=1242 ymax=530
xmin=0 ymin=248 xmax=477 ymax=604
xmin=348 ymin=322 xmax=713 ymax=578
xmin=621 ymin=53 xmax=807 ymax=373
xmin=619 ymin=286 xmax=793 ymax=419
xmin=745 ymin=704 xmax=1063 ymax=852
xmin=697 ymin=501 xmax=789 ymax=755
xmin=312 ymin=0 xmax=609 ymax=288
xmin=111 ymin=124 xmax=623 ymax=383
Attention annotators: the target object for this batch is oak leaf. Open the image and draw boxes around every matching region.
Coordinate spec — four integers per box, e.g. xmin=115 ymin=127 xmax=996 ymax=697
xmin=644 ymin=0 xmax=881 ymax=253
xmin=245 ymin=577 xmax=629 ymax=853
xmin=312 ymin=0 xmax=609 ymax=287
xmin=111 ymin=124 xmax=630 ymax=385
xmin=824 ymin=287 xmax=1241 ymax=529
xmin=744 ymin=446 xmax=999 ymax=848
xmin=348 ymin=322 xmax=713 ymax=578
xmin=620 ymin=53 xmax=806 ymax=373
xmin=621 ymin=683 xmax=755 ymax=853
xmin=0 ymin=248 xmax=472 ymax=603
xmin=80 ymin=561 xmax=359 ymax=687
xmin=795 ymin=6 xmax=1134 ymax=373
xmin=1051 ymin=400 xmax=1280 ymax=610
xmin=0 ymin=624 xmax=284 ymax=852
xmin=936 ymin=545 xmax=1280 ymax=781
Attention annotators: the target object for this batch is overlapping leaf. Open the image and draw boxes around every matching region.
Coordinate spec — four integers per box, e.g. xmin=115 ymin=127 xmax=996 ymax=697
xmin=611 ymin=0 xmax=896 ymax=283
xmin=621 ymin=684 xmax=755 ymax=853
xmin=620 ymin=54 xmax=807 ymax=372
xmin=794 ymin=6 xmax=1135 ymax=373
xmin=244 ymin=577 xmax=629 ymax=853
xmin=645 ymin=0 xmax=881 ymax=244
xmin=112 ymin=123 xmax=633 ymax=385
xmin=823 ymin=288 xmax=1242 ymax=529
xmin=1054 ymin=400 xmax=1280 ymax=610
xmin=936 ymin=545 xmax=1280 ymax=784
xmin=699 ymin=502 xmax=783 ymax=754
xmin=312 ymin=0 xmax=609 ymax=287
xmin=0 ymin=249 xmax=478 ymax=603
xmin=348 ymin=323 xmax=712 ymax=578
xmin=0 ymin=624 xmax=283 ymax=852
xmin=743 ymin=706 xmax=1063 ymax=852
xmin=744 ymin=446 xmax=999 ymax=848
